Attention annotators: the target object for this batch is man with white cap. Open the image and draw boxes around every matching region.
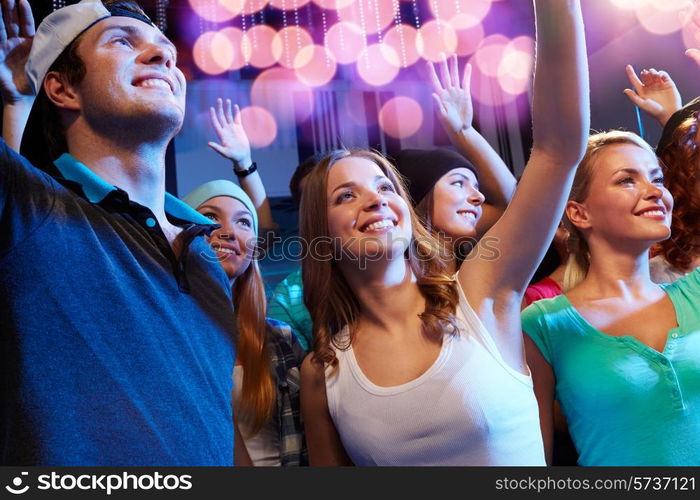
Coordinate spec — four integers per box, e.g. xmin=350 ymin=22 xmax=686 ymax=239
xmin=0 ymin=0 xmax=237 ymax=465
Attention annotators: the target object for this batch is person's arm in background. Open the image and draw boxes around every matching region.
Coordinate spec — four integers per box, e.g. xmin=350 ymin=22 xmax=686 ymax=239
xmin=623 ymin=65 xmax=681 ymax=127
xmin=0 ymin=0 xmax=35 ymax=152
xmin=524 ymin=335 xmax=554 ymax=465
xmin=208 ymin=98 xmax=278 ymax=230
xmin=427 ymin=55 xmax=517 ymax=238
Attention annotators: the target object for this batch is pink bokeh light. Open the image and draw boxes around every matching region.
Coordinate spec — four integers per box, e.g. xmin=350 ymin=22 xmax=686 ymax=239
xmin=428 ymin=0 xmax=492 ymax=26
xmin=383 ymin=24 xmax=420 ymax=68
xmin=337 ymin=0 xmax=397 ymax=35
xmin=242 ymin=0 xmax=268 ymax=14
xmin=609 ymin=0 xmax=650 ymax=10
xmin=378 ymin=96 xmax=423 ymax=139
xmin=272 ymin=26 xmax=314 ymax=69
xmin=250 ymin=67 xmax=314 ymax=123
xmin=193 ymin=31 xmax=232 ymax=75
xmin=473 ymin=34 xmax=509 ymax=77
xmin=469 ymin=58 xmax=517 ymax=107
xmin=416 ymin=20 xmax=458 ymax=62
xmin=450 ymin=18 xmax=484 ymax=57
xmin=240 ymin=106 xmax=278 ymax=148
xmin=219 ymin=27 xmax=248 ymax=70
xmin=189 ymin=0 xmax=243 ymax=22
xmin=497 ymin=36 xmax=534 ymax=96
xmin=242 ymin=25 xmax=278 ymax=68
xmin=313 ymin=0 xmax=355 ymax=9
xmin=324 ymin=21 xmax=366 ymax=64
xmin=294 ymin=45 xmax=338 ymax=87
xmin=356 ymin=43 xmax=400 ymax=86
xmin=636 ymin=0 xmax=687 ymax=35
xmin=268 ymin=0 xmax=311 ymax=10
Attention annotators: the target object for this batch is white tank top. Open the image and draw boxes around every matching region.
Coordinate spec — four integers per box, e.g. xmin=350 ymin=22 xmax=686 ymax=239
xmin=325 ymin=287 xmax=545 ymax=466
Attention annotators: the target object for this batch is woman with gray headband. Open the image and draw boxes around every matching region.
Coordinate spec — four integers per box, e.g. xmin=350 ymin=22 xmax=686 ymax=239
xmin=183 ymin=179 xmax=306 ymax=467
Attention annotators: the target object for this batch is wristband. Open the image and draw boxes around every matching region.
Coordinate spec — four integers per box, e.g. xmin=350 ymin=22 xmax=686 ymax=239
xmin=233 ymin=161 xmax=257 ymax=178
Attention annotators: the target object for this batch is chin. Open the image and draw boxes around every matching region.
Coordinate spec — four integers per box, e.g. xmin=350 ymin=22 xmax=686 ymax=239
xmin=222 ymin=262 xmax=244 ymax=280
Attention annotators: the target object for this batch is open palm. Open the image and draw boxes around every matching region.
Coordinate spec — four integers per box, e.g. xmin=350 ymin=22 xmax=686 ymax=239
xmin=427 ymin=54 xmax=473 ymax=134
xmin=207 ymin=98 xmax=252 ymax=166
xmin=0 ymin=0 xmax=35 ymax=103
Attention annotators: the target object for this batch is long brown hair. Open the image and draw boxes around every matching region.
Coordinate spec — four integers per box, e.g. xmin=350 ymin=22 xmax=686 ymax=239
xmin=656 ymin=115 xmax=700 ymax=272
xmin=414 ymin=188 xmax=476 ymax=264
xmin=299 ymin=149 xmax=460 ymax=371
xmin=563 ymin=131 xmax=659 ymax=290
xmin=231 ymin=257 xmax=276 ymax=434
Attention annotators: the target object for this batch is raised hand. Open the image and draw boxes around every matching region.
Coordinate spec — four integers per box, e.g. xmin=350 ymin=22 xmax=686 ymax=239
xmin=683 ymin=1 xmax=700 ymax=68
xmin=207 ymin=98 xmax=252 ymax=168
xmin=686 ymin=48 xmax=700 ymax=68
xmin=427 ymin=54 xmax=473 ymax=135
xmin=623 ymin=65 xmax=681 ymax=126
xmin=0 ymin=0 xmax=35 ymax=103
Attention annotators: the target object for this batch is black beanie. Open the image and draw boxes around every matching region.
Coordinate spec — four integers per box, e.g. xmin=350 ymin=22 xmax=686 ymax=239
xmin=656 ymin=96 xmax=700 ymax=156
xmin=392 ymin=148 xmax=479 ymax=206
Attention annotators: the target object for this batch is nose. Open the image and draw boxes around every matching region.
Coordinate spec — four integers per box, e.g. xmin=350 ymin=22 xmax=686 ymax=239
xmin=140 ymin=43 xmax=175 ymax=70
xmin=467 ymin=186 xmax=485 ymax=206
xmin=363 ymin=190 xmax=389 ymax=211
xmin=642 ymin=179 xmax=663 ymax=200
xmin=212 ymin=220 xmax=236 ymax=241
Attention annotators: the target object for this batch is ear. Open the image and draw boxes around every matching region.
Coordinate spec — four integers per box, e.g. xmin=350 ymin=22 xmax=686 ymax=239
xmin=565 ymin=200 xmax=592 ymax=230
xmin=44 ymin=71 xmax=81 ymax=111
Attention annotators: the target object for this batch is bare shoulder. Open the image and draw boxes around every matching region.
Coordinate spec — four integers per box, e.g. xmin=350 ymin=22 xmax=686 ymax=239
xmin=301 ymin=353 xmax=326 ymax=388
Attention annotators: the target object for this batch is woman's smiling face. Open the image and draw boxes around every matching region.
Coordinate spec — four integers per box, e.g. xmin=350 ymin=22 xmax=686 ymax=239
xmin=198 ymin=196 xmax=256 ymax=280
xmin=326 ymin=156 xmax=412 ymax=263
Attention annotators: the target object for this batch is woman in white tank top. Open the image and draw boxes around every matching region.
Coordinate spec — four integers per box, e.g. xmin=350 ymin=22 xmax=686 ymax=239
xmin=299 ymin=0 xmax=589 ymax=466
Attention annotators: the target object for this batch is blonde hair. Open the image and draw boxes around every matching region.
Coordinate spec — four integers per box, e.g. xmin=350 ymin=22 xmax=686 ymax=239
xmin=299 ymin=150 xmax=460 ymax=372
xmin=563 ymin=130 xmax=658 ymax=290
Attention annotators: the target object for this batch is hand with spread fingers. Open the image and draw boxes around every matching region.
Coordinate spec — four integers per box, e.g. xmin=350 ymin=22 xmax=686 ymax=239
xmin=206 ymin=97 xmax=278 ymax=231
xmin=683 ymin=1 xmax=700 ymax=69
xmin=427 ymin=54 xmax=474 ymax=136
xmin=623 ymin=65 xmax=681 ymax=127
xmin=0 ymin=0 xmax=35 ymax=104
xmin=207 ymin=97 xmax=252 ymax=169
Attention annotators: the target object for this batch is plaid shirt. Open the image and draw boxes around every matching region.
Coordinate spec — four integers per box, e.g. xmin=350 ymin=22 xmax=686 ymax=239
xmin=265 ymin=318 xmax=308 ymax=466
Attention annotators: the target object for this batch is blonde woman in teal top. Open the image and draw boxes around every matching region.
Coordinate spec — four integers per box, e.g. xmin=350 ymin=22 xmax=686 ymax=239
xmin=522 ymin=130 xmax=700 ymax=465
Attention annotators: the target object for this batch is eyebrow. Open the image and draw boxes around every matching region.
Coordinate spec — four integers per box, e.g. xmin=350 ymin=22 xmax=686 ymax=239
xmin=198 ymin=205 xmax=252 ymax=218
xmin=613 ymin=167 xmax=663 ymax=177
xmin=449 ymin=172 xmax=479 ymax=185
xmin=98 ymin=24 xmax=178 ymax=55
xmin=330 ymin=175 xmax=387 ymax=194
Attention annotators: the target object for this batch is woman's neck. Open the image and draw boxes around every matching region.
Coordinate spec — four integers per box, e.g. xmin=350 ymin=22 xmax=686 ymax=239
xmin=577 ymin=240 xmax=657 ymax=299
xmin=343 ymin=258 xmax=425 ymax=333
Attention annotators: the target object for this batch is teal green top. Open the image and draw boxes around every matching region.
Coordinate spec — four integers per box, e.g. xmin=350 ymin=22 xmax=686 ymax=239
xmin=268 ymin=268 xmax=312 ymax=351
xmin=522 ymin=268 xmax=700 ymax=466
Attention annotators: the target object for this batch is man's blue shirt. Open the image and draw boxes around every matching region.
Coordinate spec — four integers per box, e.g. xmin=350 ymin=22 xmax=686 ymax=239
xmin=0 ymin=145 xmax=236 ymax=465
